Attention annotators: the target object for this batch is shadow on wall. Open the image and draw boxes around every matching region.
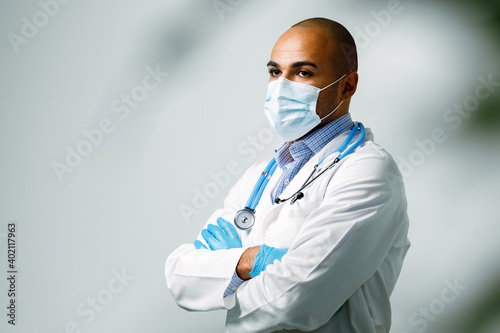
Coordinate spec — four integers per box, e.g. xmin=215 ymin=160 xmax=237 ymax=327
xmin=435 ymin=0 xmax=500 ymax=135
xmin=469 ymin=10 xmax=500 ymax=133
xmin=457 ymin=275 xmax=500 ymax=333
xmin=139 ymin=0 xmax=216 ymax=75
xmin=431 ymin=1 xmax=500 ymax=331
xmin=457 ymin=7 xmax=500 ymax=331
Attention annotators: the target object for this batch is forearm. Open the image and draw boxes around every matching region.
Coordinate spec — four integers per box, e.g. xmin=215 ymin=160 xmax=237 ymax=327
xmin=165 ymin=244 xmax=246 ymax=311
xmin=236 ymin=246 xmax=260 ymax=280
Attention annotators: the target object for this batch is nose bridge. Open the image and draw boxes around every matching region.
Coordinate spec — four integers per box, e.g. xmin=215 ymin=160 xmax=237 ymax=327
xmin=280 ymin=70 xmax=295 ymax=81
xmin=270 ymin=76 xmax=290 ymax=93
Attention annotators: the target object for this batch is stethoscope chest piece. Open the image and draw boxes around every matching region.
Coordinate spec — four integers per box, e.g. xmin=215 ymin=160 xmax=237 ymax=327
xmin=234 ymin=207 xmax=255 ymax=230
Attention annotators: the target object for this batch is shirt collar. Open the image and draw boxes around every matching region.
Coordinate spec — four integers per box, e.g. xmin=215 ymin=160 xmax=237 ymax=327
xmin=274 ymin=113 xmax=354 ymax=168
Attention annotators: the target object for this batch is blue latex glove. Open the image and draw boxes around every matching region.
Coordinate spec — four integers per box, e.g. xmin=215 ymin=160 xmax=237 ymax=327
xmin=249 ymin=244 xmax=288 ymax=278
xmin=194 ymin=217 xmax=242 ymax=251
xmin=194 ymin=240 xmax=208 ymax=250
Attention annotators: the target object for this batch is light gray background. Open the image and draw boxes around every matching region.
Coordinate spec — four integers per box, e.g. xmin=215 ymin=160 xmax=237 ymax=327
xmin=1 ymin=0 xmax=499 ymax=332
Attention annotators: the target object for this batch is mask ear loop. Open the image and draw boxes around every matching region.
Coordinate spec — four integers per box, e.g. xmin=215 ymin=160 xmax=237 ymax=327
xmin=317 ymin=73 xmax=348 ymax=121
xmin=319 ymin=100 xmax=343 ymax=121
xmin=319 ymin=73 xmax=348 ymax=92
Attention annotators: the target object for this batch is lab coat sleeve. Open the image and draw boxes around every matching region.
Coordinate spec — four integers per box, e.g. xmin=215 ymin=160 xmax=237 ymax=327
xmin=225 ymin=149 xmax=408 ymax=332
xmin=165 ymin=162 xmax=264 ymax=311
xmin=166 ymin=245 xmax=247 ymax=311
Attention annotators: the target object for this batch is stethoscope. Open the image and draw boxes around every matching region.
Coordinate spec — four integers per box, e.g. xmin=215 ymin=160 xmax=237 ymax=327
xmin=234 ymin=122 xmax=366 ymax=230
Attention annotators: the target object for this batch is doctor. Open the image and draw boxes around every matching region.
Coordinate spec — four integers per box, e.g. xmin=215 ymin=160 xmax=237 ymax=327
xmin=166 ymin=17 xmax=410 ymax=333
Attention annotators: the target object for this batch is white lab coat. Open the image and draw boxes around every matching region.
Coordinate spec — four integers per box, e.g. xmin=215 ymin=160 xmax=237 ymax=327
xmin=166 ymin=127 xmax=410 ymax=333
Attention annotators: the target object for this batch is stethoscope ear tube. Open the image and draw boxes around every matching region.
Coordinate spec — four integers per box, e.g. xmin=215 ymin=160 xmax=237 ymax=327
xmin=275 ymin=123 xmax=365 ymax=205
xmin=290 ymin=192 xmax=304 ymax=204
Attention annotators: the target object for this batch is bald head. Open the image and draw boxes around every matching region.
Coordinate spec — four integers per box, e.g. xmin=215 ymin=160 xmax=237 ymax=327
xmin=267 ymin=18 xmax=359 ymax=130
xmin=292 ymin=18 xmax=358 ymax=76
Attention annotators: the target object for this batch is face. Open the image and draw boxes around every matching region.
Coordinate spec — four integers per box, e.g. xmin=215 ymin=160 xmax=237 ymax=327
xmin=267 ymin=27 xmax=354 ymax=120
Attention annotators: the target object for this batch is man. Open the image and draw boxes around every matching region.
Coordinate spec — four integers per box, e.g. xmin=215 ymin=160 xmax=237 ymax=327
xmin=166 ymin=17 xmax=410 ymax=333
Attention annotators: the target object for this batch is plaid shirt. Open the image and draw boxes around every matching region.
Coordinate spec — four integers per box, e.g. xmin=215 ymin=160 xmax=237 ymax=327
xmin=223 ymin=113 xmax=354 ymax=299
xmin=271 ymin=113 xmax=354 ymax=202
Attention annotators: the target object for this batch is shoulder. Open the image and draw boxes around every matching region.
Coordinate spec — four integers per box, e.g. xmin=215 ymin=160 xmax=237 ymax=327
xmin=232 ymin=159 xmax=274 ymax=187
xmin=244 ymin=159 xmax=272 ymax=177
xmin=335 ymin=128 xmax=404 ymax=187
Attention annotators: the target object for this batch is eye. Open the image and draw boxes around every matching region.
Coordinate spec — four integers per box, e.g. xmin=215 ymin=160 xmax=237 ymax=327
xmin=269 ymin=68 xmax=281 ymax=77
xmin=297 ymin=70 xmax=311 ymax=78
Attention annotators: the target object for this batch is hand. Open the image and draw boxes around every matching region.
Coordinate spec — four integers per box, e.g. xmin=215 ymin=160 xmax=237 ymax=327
xmin=249 ymin=244 xmax=288 ymax=278
xmin=194 ymin=217 xmax=242 ymax=251
xmin=236 ymin=244 xmax=288 ymax=280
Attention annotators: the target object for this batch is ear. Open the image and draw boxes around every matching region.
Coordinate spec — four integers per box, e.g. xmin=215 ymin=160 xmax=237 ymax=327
xmin=340 ymin=72 xmax=359 ymax=101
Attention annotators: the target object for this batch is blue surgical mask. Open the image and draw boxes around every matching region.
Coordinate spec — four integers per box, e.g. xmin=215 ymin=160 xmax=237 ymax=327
xmin=264 ymin=74 xmax=347 ymax=142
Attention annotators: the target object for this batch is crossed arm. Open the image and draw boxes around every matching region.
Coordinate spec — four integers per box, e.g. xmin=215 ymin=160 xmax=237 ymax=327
xmin=166 ymin=154 xmax=408 ymax=332
xmin=194 ymin=217 xmax=287 ymax=280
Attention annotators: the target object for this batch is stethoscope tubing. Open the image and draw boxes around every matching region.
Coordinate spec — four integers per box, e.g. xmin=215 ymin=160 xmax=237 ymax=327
xmin=307 ymin=123 xmax=365 ymax=188
xmin=251 ymin=162 xmax=278 ymax=209
xmin=277 ymin=122 xmax=365 ymax=204
xmin=317 ymin=123 xmax=359 ymax=165
xmin=245 ymin=158 xmax=277 ymax=209
xmin=235 ymin=122 xmax=365 ymax=229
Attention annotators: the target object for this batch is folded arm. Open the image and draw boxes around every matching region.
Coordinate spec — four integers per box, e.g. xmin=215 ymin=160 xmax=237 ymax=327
xmin=166 ymin=242 xmax=247 ymax=311
xmin=165 ymin=162 xmax=267 ymax=311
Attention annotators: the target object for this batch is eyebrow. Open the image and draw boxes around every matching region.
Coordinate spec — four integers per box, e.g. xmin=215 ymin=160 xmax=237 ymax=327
xmin=266 ymin=60 xmax=318 ymax=68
